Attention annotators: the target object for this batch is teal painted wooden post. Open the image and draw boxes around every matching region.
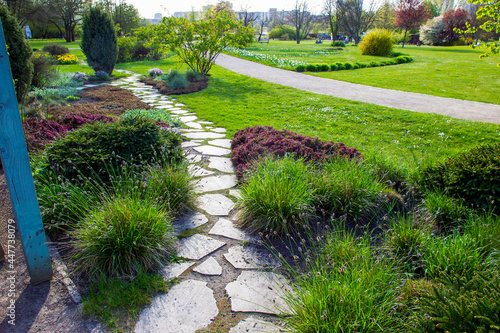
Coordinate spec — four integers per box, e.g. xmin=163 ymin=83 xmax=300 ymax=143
xmin=0 ymin=18 xmax=53 ymax=284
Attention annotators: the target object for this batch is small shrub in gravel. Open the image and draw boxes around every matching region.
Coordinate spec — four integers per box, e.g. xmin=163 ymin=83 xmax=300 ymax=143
xmin=231 ymin=126 xmax=362 ymax=180
xmin=43 ymin=43 xmax=70 ymax=56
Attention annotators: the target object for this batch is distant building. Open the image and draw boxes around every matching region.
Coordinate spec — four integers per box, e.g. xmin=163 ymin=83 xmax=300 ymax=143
xmin=154 ymin=13 xmax=162 ymax=20
xmin=269 ymin=8 xmax=277 ymax=18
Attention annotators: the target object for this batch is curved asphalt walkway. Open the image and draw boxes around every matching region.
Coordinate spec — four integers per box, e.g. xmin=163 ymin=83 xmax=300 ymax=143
xmin=215 ymin=54 xmax=500 ymax=124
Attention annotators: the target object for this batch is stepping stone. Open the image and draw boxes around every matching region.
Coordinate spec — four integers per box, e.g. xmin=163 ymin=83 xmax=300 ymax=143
xmin=176 ymin=103 xmax=186 ymax=106
xmin=225 ymin=271 xmax=292 ymax=315
xmin=171 ymin=110 xmax=189 ymax=114
xmin=183 ymin=128 xmax=204 ymax=133
xmin=182 ymin=141 xmax=201 ymax=148
xmin=193 ymin=145 xmax=231 ymax=156
xmin=174 ymin=212 xmax=208 ymax=234
xmin=156 ymin=105 xmax=176 ymax=109
xmin=189 ymin=165 xmax=215 ymax=177
xmin=180 ymin=115 xmax=198 ymax=123
xmin=177 ymin=234 xmax=225 ymax=260
xmin=187 ymin=154 xmax=203 ymax=163
xmin=83 ymin=84 xmax=99 ymax=88
xmin=211 ymin=128 xmax=227 ymax=133
xmin=195 ymin=174 xmax=237 ymax=193
xmin=156 ymin=100 xmax=173 ymax=105
xmin=184 ymin=132 xmax=226 ymax=139
xmin=229 ymin=317 xmax=283 ymax=333
xmin=135 ymin=280 xmax=218 ymax=333
xmin=229 ymin=189 xmax=242 ymax=199
xmin=208 ymin=156 xmax=235 ymax=173
xmin=186 ymin=122 xmax=203 ymax=129
xmin=198 ymin=194 xmax=235 ymax=216
xmin=162 ymin=261 xmax=195 ymax=280
xmin=209 ymin=218 xmax=259 ymax=243
xmin=208 ymin=139 xmax=232 ymax=148
xmin=193 ymin=257 xmax=222 ymax=276
xmin=198 ymin=121 xmax=213 ymax=125
xmin=224 ymin=245 xmax=278 ymax=270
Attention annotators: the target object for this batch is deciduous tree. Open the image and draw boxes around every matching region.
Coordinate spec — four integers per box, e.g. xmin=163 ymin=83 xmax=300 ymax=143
xmin=286 ymin=0 xmax=313 ymax=44
xmin=394 ymin=0 xmax=431 ymax=47
xmin=336 ymin=0 xmax=379 ymax=44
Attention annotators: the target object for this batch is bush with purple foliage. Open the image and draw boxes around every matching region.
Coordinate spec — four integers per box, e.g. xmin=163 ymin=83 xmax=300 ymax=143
xmin=231 ymin=126 xmax=362 ymax=180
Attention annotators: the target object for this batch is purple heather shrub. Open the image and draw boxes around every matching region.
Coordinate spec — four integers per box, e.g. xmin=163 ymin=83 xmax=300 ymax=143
xmin=60 ymin=112 xmax=115 ymax=130
xmin=148 ymin=68 xmax=164 ymax=77
xmin=231 ymin=126 xmax=362 ymax=180
xmin=72 ymin=72 xmax=88 ymax=82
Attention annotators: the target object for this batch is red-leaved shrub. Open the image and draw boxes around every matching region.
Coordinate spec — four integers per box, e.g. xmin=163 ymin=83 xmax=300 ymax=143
xmin=231 ymin=126 xmax=362 ymax=180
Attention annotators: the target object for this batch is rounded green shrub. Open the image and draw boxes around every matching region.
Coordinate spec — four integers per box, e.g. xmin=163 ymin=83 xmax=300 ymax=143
xmin=237 ymin=156 xmax=315 ymax=236
xmin=352 ymin=64 xmax=360 ymax=69
xmin=268 ymin=25 xmax=296 ymax=40
xmin=370 ymin=61 xmax=379 ymax=67
xmin=318 ymin=64 xmax=330 ymax=71
xmin=330 ymin=64 xmax=338 ymax=71
xmin=31 ymin=53 xmax=58 ymax=88
xmin=81 ymin=7 xmax=118 ymax=75
xmin=344 ymin=62 xmax=353 ymax=69
xmin=423 ymin=191 xmax=474 ymax=232
xmin=0 ymin=5 xmax=33 ymax=102
xmin=305 ymin=64 xmax=318 ymax=72
xmin=359 ymin=29 xmax=394 ymax=57
xmin=46 ymin=116 xmax=184 ymax=182
xmin=332 ymin=41 xmax=346 ymax=47
xmin=162 ymin=70 xmax=189 ymax=90
xmin=42 ymin=43 xmax=70 ymax=56
xmin=420 ymin=144 xmax=500 ymax=213
xmin=295 ymin=64 xmax=306 ymax=72
xmin=186 ymin=69 xmax=204 ymax=82
xmin=73 ymin=196 xmax=175 ymax=278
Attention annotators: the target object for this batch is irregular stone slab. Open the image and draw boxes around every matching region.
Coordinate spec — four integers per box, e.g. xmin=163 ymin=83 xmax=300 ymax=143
xmin=193 ymin=257 xmax=222 ymax=276
xmin=186 ymin=122 xmax=203 ymax=129
xmin=187 ymin=154 xmax=203 ymax=163
xmin=224 ymin=245 xmax=278 ymax=270
xmin=135 ymin=280 xmax=218 ymax=333
xmin=184 ymin=132 xmax=226 ymax=139
xmin=155 ymin=105 xmax=175 ymax=109
xmin=208 ymin=156 xmax=235 ymax=173
xmin=208 ymin=139 xmax=231 ymax=148
xmin=189 ymin=165 xmax=215 ymax=177
xmin=177 ymin=234 xmax=225 ymax=260
xmin=198 ymin=121 xmax=213 ymax=125
xmin=193 ymin=145 xmax=231 ymax=156
xmin=180 ymin=115 xmax=198 ymax=123
xmin=225 ymin=271 xmax=291 ymax=315
xmin=229 ymin=189 xmax=242 ymax=199
xmin=171 ymin=110 xmax=189 ymax=114
xmin=196 ymin=174 xmax=237 ymax=193
xmin=161 ymin=261 xmax=195 ymax=280
xmin=174 ymin=212 xmax=208 ymax=234
xmin=211 ymin=128 xmax=227 ymax=133
xmin=182 ymin=141 xmax=201 ymax=148
xmin=209 ymin=218 xmax=259 ymax=243
xmin=229 ymin=317 xmax=283 ymax=333
xmin=176 ymin=103 xmax=186 ymax=106
xmin=198 ymin=194 xmax=235 ymax=216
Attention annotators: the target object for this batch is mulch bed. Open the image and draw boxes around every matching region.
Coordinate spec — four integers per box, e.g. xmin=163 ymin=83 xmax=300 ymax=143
xmin=48 ymin=86 xmax=152 ymax=118
xmin=140 ymin=77 xmax=208 ymax=95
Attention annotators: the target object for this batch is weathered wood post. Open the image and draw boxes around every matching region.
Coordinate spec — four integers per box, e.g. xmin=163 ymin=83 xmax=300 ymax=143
xmin=0 ymin=18 xmax=53 ymax=284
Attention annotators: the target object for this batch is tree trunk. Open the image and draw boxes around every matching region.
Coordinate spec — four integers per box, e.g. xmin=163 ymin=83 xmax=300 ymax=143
xmin=402 ymin=29 xmax=407 ymax=48
xmin=296 ymin=30 xmax=300 ymax=44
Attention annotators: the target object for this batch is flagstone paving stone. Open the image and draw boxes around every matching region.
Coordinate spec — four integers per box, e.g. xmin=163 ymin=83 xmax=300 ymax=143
xmin=135 ymin=280 xmax=218 ymax=333
xmin=196 ymin=174 xmax=237 ymax=193
xmin=180 ymin=115 xmax=198 ymax=123
xmin=198 ymin=194 xmax=235 ymax=216
xmin=185 ymin=122 xmax=203 ymax=129
xmin=177 ymin=234 xmax=226 ymax=260
xmin=209 ymin=218 xmax=260 ymax=243
xmin=193 ymin=145 xmax=231 ymax=156
xmin=162 ymin=262 xmax=195 ymax=280
xmin=224 ymin=245 xmax=278 ymax=270
xmin=229 ymin=189 xmax=242 ymax=199
xmin=174 ymin=212 xmax=209 ymax=234
xmin=208 ymin=156 xmax=236 ymax=173
xmin=229 ymin=317 xmax=283 ymax=333
xmin=184 ymin=132 xmax=226 ymax=139
xmin=211 ymin=128 xmax=227 ymax=133
xmin=189 ymin=165 xmax=215 ymax=177
xmin=182 ymin=141 xmax=201 ymax=148
xmin=225 ymin=271 xmax=291 ymax=315
xmin=207 ymin=139 xmax=232 ymax=148
xmin=193 ymin=257 xmax=223 ymax=276
xmin=171 ymin=110 xmax=190 ymax=114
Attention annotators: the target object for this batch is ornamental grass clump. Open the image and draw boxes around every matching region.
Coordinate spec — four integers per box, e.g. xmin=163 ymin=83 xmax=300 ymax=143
xmin=73 ymin=196 xmax=176 ymax=278
xmin=237 ymin=156 xmax=315 ymax=235
xmin=359 ymin=28 xmax=394 ymax=56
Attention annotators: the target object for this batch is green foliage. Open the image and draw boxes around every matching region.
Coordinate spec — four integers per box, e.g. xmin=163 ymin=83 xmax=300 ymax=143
xmin=31 ymin=53 xmax=57 ymax=88
xmin=284 ymin=231 xmax=403 ymax=332
xmin=395 ymin=55 xmax=413 ymax=63
xmin=344 ymin=62 xmax=353 ymax=69
xmin=422 ymin=190 xmax=474 ymax=231
xmin=332 ymin=40 xmax=346 ymax=47
xmin=330 ymin=63 xmax=338 ymax=70
xmin=412 ymin=271 xmax=500 ymax=332
xmin=185 ymin=69 xmax=204 ymax=82
xmin=237 ymin=156 xmax=315 ymax=235
xmin=162 ymin=69 xmax=188 ymax=90
xmin=268 ymin=25 xmax=296 ymax=40
xmin=359 ymin=29 xmax=394 ymax=56
xmin=83 ymin=272 xmax=170 ymax=331
xmin=0 ymin=5 xmax=33 ymax=103
xmin=318 ymin=64 xmax=330 ymax=71
xmin=46 ymin=116 xmax=184 ymax=182
xmin=120 ymin=108 xmax=181 ymax=127
xmin=73 ymin=196 xmax=176 ymax=278
xmin=81 ymin=7 xmax=119 ymax=75
xmin=153 ymin=10 xmax=254 ymax=75
xmin=420 ymin=144 xmax=500 ymax=213
xmin=305 ymin=64 xmax=317 ymax=72
xmin=42 ymin=43 xmax=69 ymax=56
xmin=295 ymin=64 xmax=306 ymax=72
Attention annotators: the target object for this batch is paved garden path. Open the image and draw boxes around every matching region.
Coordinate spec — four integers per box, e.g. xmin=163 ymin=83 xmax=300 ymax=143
xmin=215 ymin=54 xmax=500 ymax=124
xmin=108 ymin=71 xmax=288 ymax=333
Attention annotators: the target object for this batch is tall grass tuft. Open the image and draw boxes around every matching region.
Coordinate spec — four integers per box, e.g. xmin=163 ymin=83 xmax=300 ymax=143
xmin=422 ymin=190 xmax=475 ymax=232
xmin=73 ymin=196 xmax=176 ymax=278
xmin=237 ymin=156 xmax=315 ymax=235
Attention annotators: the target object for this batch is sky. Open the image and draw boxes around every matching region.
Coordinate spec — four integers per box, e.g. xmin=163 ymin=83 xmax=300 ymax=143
xmin=125 ymin=0 xmax=321 ymax=19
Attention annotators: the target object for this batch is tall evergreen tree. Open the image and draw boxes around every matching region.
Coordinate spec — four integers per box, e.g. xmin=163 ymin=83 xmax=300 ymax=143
xmin=81 ymin=7 xmax=118 ymax=75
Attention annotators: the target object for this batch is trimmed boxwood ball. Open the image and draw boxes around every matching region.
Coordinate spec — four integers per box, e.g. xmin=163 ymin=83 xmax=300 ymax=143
xmin=344 ymin=62 xmax=353 ymax=69
xmin=318 ymin=64 xmax=330 ymax=71
xmin=330 ymin=64 xmax=338 ymax=71
xmin=306 ymin=64 xmax=318 ymax=72
xmin=295 ymin=64 xmax=306 ymax=72
xmin=359 ymin=28 xmax=394 ymax=57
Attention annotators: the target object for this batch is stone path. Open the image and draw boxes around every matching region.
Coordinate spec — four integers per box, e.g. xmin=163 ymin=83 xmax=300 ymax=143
xmin=107 ymin=71 xmax=288 ymax=333
xmin=215 ymin=54 xmax=500 ymax=124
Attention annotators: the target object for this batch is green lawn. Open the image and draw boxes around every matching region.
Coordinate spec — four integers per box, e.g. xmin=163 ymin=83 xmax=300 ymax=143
xmin=226 ymin=40 xmax=500 ymax=105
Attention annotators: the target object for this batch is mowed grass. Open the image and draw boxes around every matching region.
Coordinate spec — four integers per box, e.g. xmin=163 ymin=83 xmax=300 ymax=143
xmin=227 ymin=40 xmax=500 ymax=104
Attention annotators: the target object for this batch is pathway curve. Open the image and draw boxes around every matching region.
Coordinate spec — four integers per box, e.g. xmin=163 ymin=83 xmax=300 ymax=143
xmin=215 ymin=54 xmax=500 ymax=124
xmin=109 ymin=71 xmax=288 ymax=333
